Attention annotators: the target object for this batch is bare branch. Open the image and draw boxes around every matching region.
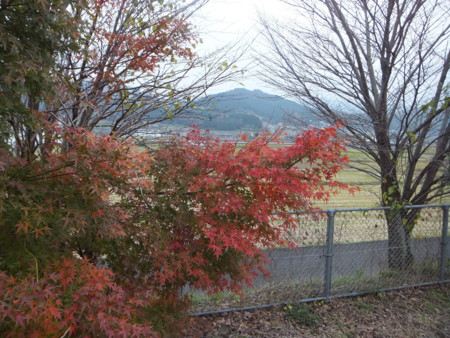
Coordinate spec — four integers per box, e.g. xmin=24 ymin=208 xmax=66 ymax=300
xmin=258 ymin=0 xmax=450 ymax=207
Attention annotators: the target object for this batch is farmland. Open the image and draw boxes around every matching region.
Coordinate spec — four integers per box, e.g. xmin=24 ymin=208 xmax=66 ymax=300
xmin=139 ymin=136 xmax=449 ymax=209
xmin=316 ymin=148 xmax=450 ymax=209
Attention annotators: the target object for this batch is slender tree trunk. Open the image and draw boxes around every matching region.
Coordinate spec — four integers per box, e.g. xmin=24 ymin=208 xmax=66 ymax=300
xmin=384 ymin=208 xmax=414 ymax=270
xmin=379 ymin=153 xmax=414 ymax=270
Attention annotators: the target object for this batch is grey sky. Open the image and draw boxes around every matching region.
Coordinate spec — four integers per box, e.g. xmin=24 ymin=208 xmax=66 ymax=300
xmin=191 ymin=0 xmax=291 ymax=94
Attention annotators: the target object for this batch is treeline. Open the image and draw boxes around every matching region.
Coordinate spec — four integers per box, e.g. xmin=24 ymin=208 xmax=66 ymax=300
xmin=199 ymin=112 xmax=263 ymax=130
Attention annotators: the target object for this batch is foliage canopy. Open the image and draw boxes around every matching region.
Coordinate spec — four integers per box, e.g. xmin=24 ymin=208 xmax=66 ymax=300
xmin=0 ymin=0 xmax=352 ymax=335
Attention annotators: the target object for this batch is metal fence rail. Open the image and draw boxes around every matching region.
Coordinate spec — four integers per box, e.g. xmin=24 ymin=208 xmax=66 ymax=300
xmin=191 ymin=204 xmax=449 ymax=315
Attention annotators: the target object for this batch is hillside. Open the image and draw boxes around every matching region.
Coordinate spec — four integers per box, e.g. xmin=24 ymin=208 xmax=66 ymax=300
xmin=173 ymin=88 xmax=317 ymax=131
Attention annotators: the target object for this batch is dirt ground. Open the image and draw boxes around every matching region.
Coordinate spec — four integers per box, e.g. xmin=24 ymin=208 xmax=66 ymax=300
xmin=184 ymin=283 xmax=450 ymax=337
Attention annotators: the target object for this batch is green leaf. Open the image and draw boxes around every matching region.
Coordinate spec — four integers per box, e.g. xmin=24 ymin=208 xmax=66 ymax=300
xmin=388 ymin=186 xmax=396 ymax=195
xmin=406 ymin=131 xmax=416 ymax=143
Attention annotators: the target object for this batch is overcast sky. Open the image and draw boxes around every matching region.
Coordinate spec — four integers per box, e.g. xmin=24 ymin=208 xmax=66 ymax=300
xmin=191 ymin=0 xmax=291 ymax=94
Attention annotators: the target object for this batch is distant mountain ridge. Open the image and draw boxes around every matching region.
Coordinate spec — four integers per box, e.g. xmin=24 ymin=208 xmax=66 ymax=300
xmin=173 ymin=88 xmax=317 ymax=131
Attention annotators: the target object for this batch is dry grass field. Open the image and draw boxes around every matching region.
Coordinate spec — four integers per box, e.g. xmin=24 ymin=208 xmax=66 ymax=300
xmin=316 ymin=148 xmax=450 ymax=209
xmin=138 ymin=139 xmax=449 ymax=209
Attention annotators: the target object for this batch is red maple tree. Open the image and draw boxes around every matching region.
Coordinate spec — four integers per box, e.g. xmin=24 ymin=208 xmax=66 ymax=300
xmin=1 ymin=1 xmax=355 ymax=334
xmin=1 ymin=122 xmax=353 ymax=335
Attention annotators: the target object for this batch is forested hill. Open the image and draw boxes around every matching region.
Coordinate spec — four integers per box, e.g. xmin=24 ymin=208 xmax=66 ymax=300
xmin=173 ymin=88 xmax=316 ymax=131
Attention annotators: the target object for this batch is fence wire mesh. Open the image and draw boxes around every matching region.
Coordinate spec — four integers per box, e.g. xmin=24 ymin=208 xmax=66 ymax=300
xmin=330 ymin=207 xmax=444 ymax=296
xmin=190 ymin=205 xmax=449 ymax=314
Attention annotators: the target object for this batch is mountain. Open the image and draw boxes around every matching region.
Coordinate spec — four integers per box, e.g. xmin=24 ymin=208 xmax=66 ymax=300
xmin=172 ymin=88 xmax=316 ymax=131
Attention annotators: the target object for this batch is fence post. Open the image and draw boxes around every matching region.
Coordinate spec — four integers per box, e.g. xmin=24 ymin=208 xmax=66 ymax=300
xmin=323 ymin=210 xmax=335 ymax=298
xmin=440 ymin=205 xmax=449 ymax=281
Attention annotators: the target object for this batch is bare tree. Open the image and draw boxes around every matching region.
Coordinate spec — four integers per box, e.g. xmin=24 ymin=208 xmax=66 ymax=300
xmin=49 ymin=0 xmax=242 ymax=137
xmin=8 ymin=0 xmax=243 ymax=158
xmin=258 ymin=0 xmax=450 ymax=269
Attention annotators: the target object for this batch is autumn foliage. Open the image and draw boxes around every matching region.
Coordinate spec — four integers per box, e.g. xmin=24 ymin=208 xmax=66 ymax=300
xmin=114 ymin=126 xmax=352 ymax=295
xmin=55 ymin=0 xmax=202 ymax=136
xmin=0 ymin=259 xmax=156 ymax=336
xmin=1 ymin=1 xmax=353 ymax=335
xmin=0 ymin=119 xmax=352 ymax=335
xmin=1 ymin=124 xmax=156 ymax=335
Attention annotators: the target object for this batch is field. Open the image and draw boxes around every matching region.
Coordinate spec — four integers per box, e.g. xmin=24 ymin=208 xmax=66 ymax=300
xmin=315 ymin=148 xmax=450 ymax=209
xmin=138 ymin=136 xmax=449 ymax=209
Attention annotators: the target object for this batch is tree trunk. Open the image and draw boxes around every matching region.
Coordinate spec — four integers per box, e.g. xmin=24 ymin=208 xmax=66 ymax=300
xmin=385 ymin=208 xmax=414 ymax=270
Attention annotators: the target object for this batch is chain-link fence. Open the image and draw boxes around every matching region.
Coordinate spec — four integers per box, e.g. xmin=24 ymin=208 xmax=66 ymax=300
xmin=191 ymin=204 xmax=449 ymax=315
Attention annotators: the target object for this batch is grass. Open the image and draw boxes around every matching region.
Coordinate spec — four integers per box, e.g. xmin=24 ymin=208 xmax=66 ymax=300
xmin=189 ymin=258 xmax=446 ymax=314
xmin=137 ymin=134 xmax=450 ymax=209
xmin=189 ymin=279 xmax=323 ymax=314
xmin=283 ymin=303 xmax=321 ymax=327
xmin=315 ymin=147 xmax=450 ymax=209
xmin=279 ymin=205 xmax=444 ymax=246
